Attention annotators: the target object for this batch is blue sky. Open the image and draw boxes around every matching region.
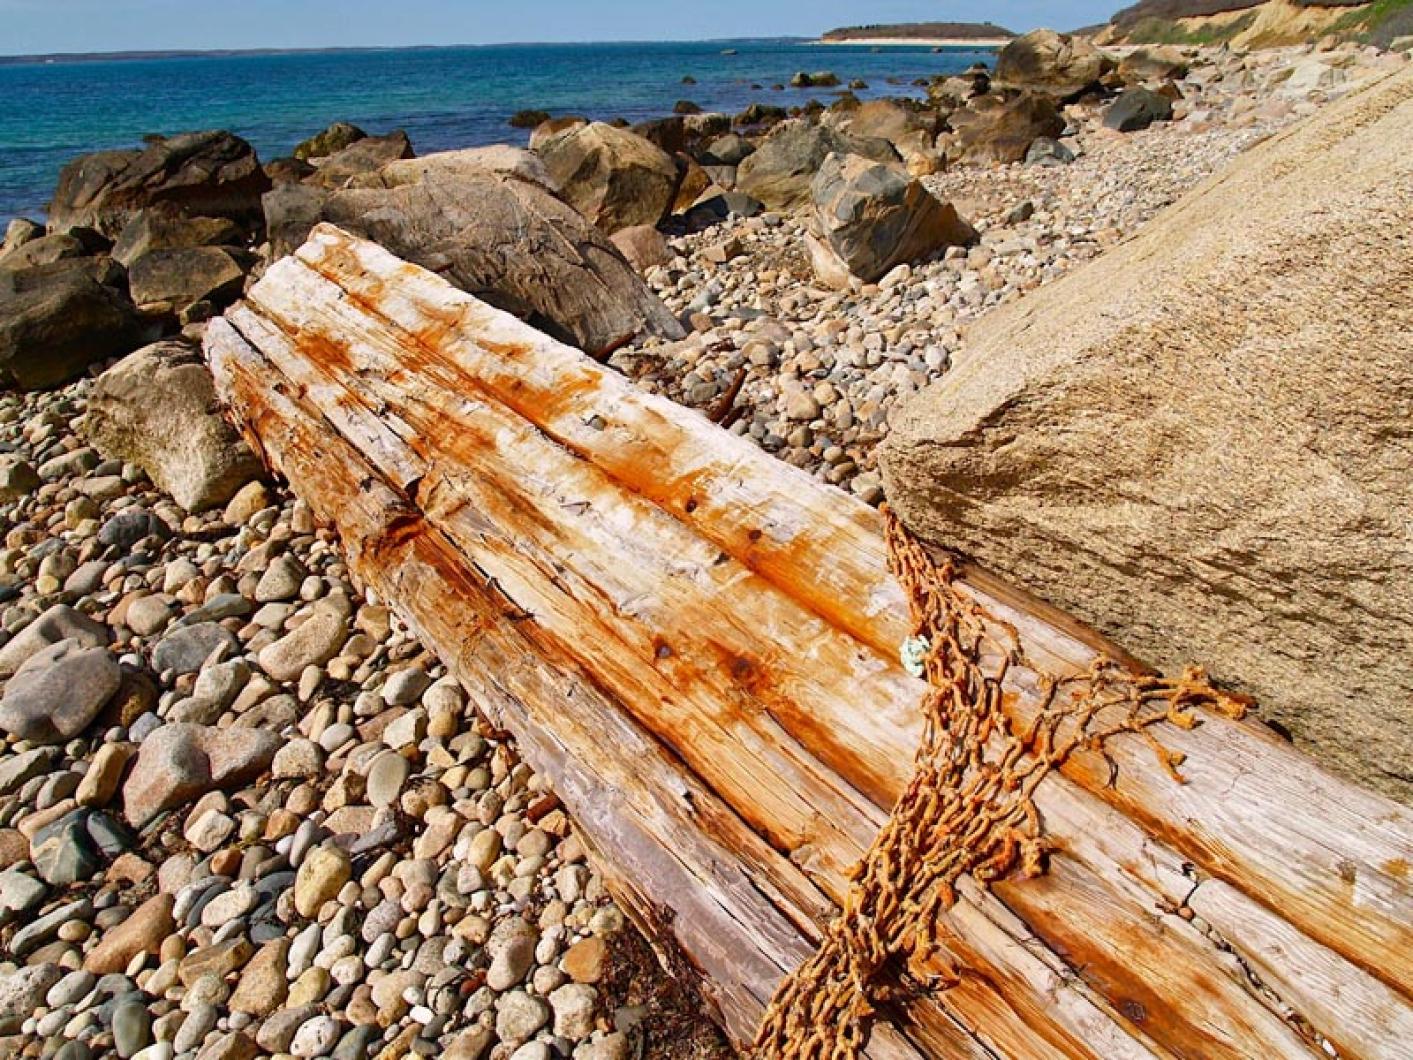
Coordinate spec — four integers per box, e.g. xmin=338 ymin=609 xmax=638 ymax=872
xmin=0 ymin=1 xmax=1120 ymax=55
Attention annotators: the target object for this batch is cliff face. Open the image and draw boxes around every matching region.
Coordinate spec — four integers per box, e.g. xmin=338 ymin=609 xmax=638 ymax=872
xmin=1100 ymin=0 xmax=1412 ymax=47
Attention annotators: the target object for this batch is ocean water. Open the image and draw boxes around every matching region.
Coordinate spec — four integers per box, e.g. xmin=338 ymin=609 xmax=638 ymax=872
xmin=0 ymin=39 xmax=997 ymax=223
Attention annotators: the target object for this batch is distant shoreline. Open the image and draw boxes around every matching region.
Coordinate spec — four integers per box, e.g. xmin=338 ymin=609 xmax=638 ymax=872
xmin=0 ymin=38 xmax=810 ymax=66
xmin=814 ymin=38 xmax=1011 ymax=47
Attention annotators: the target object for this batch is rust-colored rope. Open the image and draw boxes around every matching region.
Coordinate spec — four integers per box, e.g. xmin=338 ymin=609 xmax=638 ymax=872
xmin=752 ymin=506 xmax=1249 ymax=1058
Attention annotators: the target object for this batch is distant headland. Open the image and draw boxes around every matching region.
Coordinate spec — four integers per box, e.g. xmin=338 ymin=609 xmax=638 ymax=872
xmin=819 ymin=22 xmax=1017 ymax=45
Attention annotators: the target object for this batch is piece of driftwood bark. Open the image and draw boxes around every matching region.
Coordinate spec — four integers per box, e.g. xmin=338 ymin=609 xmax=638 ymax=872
xmin=206 ymin=223 xmax=1413 ymax=1059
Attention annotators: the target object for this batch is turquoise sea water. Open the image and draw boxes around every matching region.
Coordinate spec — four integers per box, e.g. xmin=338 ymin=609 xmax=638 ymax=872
xmin=0 ymin=39 xmax=996 ymax=223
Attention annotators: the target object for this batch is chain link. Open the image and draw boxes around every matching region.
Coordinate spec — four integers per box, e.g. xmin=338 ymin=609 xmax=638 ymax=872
xmin=751 ymin=506 xmax=1249 ymax=1058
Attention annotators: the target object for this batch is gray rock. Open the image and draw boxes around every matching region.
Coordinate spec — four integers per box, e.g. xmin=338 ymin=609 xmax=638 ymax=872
xmin=98 ymin=510 xmax=171 ymax=550
xmin=0 ymin=455 xmax=40 ymax=502
xmin=152 ymin=621 xmax=239 ymax=675
xmin=122 ymin=723 xmax=280 ymax=826
xmin=112 ymin=999 xmax=152 ymax=1058
xmin=536 ymin=122 xmax=679 ymax=235
xmin=83 ymin=340 xmax=262 ymax=513
xmin=11 ymin=898 xmax=90 ymax=956
xmin=32 ymin=815 xmax=105 ymax=885
xmin=0 ymin=963 xmax=62 ymax=1032
xmin=48 ymin=131 xmax=270 ymax=239
xmin=0 ymin=869 xmax=46 ymax=921
xmin=0 ymin=605 xmax=110 ymax=678
xmin=496 ymin=990 xmax=550 ymax=1045
xmin=0 ymin=746 xmax=60 ymax=795
xmin=0 ymin=258 xmax=151 ymax=390
xmin=318 ymin=169 xmax=685 ymax=359
xmin=806 ymin=153 xmax=974 ymax=286
xmin=0 ymin=639 xmax=120 ymax=743
xmin=736 ymin=119 xmax=899 ymax=210
xmin=1104 ymin=88 xmax=1175 ymax=133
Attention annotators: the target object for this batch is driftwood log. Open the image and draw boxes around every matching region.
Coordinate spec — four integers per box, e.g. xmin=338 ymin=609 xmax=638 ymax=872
xmin=205 ymin=223 xmax=1413 ymax=1059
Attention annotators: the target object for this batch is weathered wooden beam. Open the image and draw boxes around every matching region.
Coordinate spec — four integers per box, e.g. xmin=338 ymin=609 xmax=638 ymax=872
xmin=233 ymin=271 xmax=1318 ymax=1057
xmin=205 ymin=225 xmax=1413 ymax=1060
xmin=292 ymin=224 xmax=1413 ymax=1004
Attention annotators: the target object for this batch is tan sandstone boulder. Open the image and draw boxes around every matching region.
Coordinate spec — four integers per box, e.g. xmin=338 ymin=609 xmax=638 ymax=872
xmin=880 ymin=66 xmax=1413 ymax=803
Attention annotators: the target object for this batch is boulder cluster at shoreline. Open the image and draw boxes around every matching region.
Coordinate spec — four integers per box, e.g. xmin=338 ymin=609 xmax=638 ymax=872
xmin=0 ymin=29 xmax=1405 ymax=1060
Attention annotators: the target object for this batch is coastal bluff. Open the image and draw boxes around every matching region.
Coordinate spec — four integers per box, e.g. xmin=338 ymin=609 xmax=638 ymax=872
xmin=882 ymin=63 xmax=1413 ymax=803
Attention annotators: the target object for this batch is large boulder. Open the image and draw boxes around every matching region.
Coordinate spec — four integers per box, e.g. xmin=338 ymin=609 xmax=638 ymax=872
xmin=319 ymin=172 xmax=684 ymax=356
xmin=83 ymin=340 xmax=262 ymax=511
xmin=947 ymin=92 xmax=1066 ymax=164
xmin=1104 ymin=88 xmax=1175 ymax=132
xmin=0 ymin=259 xmax=151 ymax=390
xmin=880 ymin=65 xmax=1413 ymax=804
xmin=994 ymin=29 xmax=1113 ymax=100
xmin=127 ymin=246 xmax=251 ymax=315
xmin=736 ymin=120 xmax=899 ymax=211
xmin=309 ymin=130 xmax=415 ymax=189
xmin=0 ymin=232 xmax=91 ymax=272
xmin=262 ymin=184 xmax=332 ymax=261
xmin=356 ymin=146 xmax=556 ymax=192
xmin=806 ymin=154 xmax=974 ymax=287
xmin=535 ymin=122 xmax=680 ymax=234
xmin=832 ymin=99 xmax=944 ymax=177
xmin=48 ymin=131 xmax=270 ymax=238
xmin=110 ymin=208 xmax=244 ymax=269
xmin=1118 ymin=46 xmax=1190 ymax=84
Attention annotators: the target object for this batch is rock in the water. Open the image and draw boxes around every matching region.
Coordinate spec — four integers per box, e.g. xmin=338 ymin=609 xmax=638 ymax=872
xmin=83 ymin=340 xmax=262 ymax=511
xmin=294 ymin=122 xmax=368 ymax=162
xmin=536 ymin=122 xmax=680 ymax=234
xmin=48 ymin=131 xmax=270 ymax=239
xmin=881 ymin=65 xmax=1413 ymax=804
xmin=736 ymin=120 xmax=899 ymax=210
xmin=0 ymin=603 xmax=109 ymax=677
xmin=806 ymin=153 xmax=974 ymax=286
xmin=1104 ymin=87 xmax=1175 ymax=132
xmin=110 ymin=209 xmax=244 ymax=269
xmin=0 ymin=964 xmax=62 ymax=1033
xmin=0 ymin=258 xmax=151 ymax=390
xmin=994 ymin=28 xmax=1113 ymax=100
xmin=948 ymin=91 xmax=1067 ymax=165
xmin=0 ymin=638 xmax=120 ymax=744
xmin=127 ymin=246 xmax=250 ymax=313
xmin=122 ymin=723 xmax=280 ymax=826
xmin=319 ymin=172 xmax=684 ymax=357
